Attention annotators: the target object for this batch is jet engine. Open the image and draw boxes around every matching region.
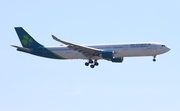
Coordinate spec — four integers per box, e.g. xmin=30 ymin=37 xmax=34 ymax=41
xmin=111 ymin=57 xmax=124 ymax=63
xmin=101 ymin=51 xmax=114 ymax=59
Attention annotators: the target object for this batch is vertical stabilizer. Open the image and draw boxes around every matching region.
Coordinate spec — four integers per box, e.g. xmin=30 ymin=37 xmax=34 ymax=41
xmin=14 ymin=27 xmax=43 ymax=48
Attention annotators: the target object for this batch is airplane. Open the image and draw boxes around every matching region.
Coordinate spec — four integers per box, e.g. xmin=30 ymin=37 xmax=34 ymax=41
xmin=12 ymin=27 xmax=170 ymax=68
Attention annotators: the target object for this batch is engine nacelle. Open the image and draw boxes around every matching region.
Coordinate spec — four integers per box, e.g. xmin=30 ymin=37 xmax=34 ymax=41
xmin=111 ymin=58 xmax=124 ymax=63
xmin=101 ymin=51 xmax=114 ymax=59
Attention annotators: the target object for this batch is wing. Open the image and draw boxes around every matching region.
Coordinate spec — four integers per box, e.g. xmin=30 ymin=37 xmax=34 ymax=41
xmin=52 ymin=35 xmax=103 ymax=57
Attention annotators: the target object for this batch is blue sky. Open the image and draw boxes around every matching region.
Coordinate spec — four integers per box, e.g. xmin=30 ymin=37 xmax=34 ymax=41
xmin=1 ymin=0 xmax=180 ymax=111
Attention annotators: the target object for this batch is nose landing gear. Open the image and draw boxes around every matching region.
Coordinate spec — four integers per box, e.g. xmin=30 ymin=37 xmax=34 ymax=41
xmin=153 ymin=56 xmax=156 ymax=62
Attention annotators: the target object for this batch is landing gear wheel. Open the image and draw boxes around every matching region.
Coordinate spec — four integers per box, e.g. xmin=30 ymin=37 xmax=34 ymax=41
xmin=89 ymin=60 xmax=93 ymax=64
xmin=94 ymin=62 xmax=99 ymax=66
xmin=85 ymin=59 xmax=99 ymax=68
xmin=85 ymin=62 xmax=89 ymax=66
xmin=90 ymin=65 xmax=95 ymax=68
xmin=153 ymin=56 xmax=156 ymax=62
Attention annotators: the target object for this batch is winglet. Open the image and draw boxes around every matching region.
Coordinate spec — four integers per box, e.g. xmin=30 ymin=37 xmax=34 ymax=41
xmin=52 ymin=35 xmax=69 ymax=45
xmin=52 ymin=35 xmax=59 ymax=41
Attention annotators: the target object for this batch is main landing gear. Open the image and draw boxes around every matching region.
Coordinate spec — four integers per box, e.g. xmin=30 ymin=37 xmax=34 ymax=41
xmin=85 ymin=60 xmax=99 ymax=68
xmin=153 ymin=56 xmax=156 ymax=62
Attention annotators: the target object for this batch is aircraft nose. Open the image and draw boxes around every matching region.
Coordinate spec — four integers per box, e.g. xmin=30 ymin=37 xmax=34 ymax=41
xmin=166 ymin=47 xmax=170 ymax=52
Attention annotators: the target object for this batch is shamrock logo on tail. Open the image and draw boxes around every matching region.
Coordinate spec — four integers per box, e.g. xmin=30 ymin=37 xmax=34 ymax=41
xmin=22 ymin=35 xmax=33 ymax=46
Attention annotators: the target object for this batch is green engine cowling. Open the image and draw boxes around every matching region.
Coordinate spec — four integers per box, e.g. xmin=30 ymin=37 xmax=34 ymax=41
xmin=111 ymin=58 xmax=124 ymax=63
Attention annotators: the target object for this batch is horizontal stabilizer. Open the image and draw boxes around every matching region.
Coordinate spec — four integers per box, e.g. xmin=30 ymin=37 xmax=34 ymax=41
xmin=11 ymin=45 xmax=32 ymax=53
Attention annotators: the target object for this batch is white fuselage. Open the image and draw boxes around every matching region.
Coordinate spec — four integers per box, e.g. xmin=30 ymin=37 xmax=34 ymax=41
xmin=46 ymin=42 xmax=170 ymax=60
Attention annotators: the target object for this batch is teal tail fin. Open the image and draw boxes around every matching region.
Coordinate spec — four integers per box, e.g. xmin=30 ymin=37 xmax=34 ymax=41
xmin=14 ymin=27 xmax=43 ymax=48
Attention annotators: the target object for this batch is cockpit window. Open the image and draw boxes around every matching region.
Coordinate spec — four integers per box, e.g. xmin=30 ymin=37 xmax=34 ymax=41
xmin=162 ymin=45 xmax=165 ymax=47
